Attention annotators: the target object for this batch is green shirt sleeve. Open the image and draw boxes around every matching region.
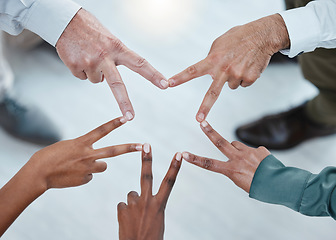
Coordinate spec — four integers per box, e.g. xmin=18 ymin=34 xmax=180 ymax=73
xmin=249 ymin=155 xmax=336 ymax=219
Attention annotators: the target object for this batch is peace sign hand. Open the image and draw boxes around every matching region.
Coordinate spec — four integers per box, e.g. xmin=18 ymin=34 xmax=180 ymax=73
xmin=182 ymin=121 xmax=270 ymax=193
xmin=168 ymin=14 xmax=289 ymax=122
xmin=118 ymin=144 xmax=182 ymax=240
xmin=27 ymin=117 xmax=142 ymax=189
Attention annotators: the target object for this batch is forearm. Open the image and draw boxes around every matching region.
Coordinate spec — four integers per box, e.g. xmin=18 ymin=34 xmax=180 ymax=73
xmin=249 ymin=155 xmax=336 ymax=219
xmin=0 ymin=162 xmax=46 ymax=236
xmin=252 ymin=14 xmax=290 ymax=54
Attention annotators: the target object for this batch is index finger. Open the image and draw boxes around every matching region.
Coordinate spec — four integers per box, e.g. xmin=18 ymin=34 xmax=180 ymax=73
xmin=196 ymin=72 xmax=227 ymax=122
xmin=78 ymin=117 xmax=126 ymax=144
xmin=156 ymin=153 xmax=182 ymax=207
xmin=117 ymin=49 xmax=169 ymax=90
xmin=101 ymin=60 xmax=135 ymax=120
xmin=200 ymin=121 xmax=237 ymax=157
xmin=168 ymin=58 xmax=211 ymax=87
xmin=140 ymin=143 xmax=153 ymax=197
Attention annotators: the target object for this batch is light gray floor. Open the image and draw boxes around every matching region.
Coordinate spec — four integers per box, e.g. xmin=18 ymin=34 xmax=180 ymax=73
xmin=1 ymin=0 xmax=336 ymax=239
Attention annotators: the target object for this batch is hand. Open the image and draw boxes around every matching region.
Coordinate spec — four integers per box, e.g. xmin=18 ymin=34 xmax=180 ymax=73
xmin=56 ymin=9 xmax=168 ymax=120
xmin=168 ymin=14 xmax=289 ymax=122
xmin=27 ymin=117 xmax=142 ymax=190
xmin=182 ymin=121 xmax=270 ymax=193
xmin=0 ymin=117 xmax=142 ymax=237
xmin=117 ymin=144 xmax=182 ymax=240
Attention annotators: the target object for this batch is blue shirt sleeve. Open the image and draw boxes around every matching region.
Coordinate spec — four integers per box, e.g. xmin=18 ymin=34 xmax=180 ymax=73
xmin=249 ymin=155 xmax=336 ymax=219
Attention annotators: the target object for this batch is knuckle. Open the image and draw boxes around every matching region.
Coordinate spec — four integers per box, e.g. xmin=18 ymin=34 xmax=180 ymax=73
xmin=135 ymin=57 xmax=148 ymax=68
xmin=243 ymin=76 xmax=254 ymax=84
xmin=128 ymin=144 xmax=136 ymax=152
xmin=109 ymin=38 xmax=124 ymax=52
xmin=164 ymin=177 xmax=176 ymax=188
xmin=143 ymin=156 xmax=152 ymax=162
xmin=127 ymin=191 xmax=139 ymax=199
xmin=228 ymin=81 xmax=239 ymax=90
xmin=190 ymin=154 xmax=199 ymax=163
xmin=187 ymin=65 xmax=197 ymax=75
xmin=106 ymin=148 xmax=116 ymax=156
xmin=108 ymin=80 xmax=124 ymax=88
xmin=142 ymin=173 xmax=153 ymax=181
xmin=208 ymin=89 xmax=219 ymax=98
xmin=117 ymin=202 xmax=127 ymax=211
xmin=208 ymin=53 xmax=221 ymax=66
xmin=227 ymin=66 xmax=242 ymax=80
xmin=215 ymin=139 xmax=225 ymax=148
xmin=119 ymin=101 xmax=130 ymax=108
xmin=68 ymin=59 xmax=79 ymax=70
xmin=203 ymin=158 xmax=213 ymax=169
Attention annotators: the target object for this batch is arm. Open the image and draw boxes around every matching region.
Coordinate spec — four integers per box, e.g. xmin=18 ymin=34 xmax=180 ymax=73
xmin=0 ymin=0 xmax=168 ymax=120
xmin=0 ymin=0 xmax=80 ymax=46
xmin=279 ymin=0 xmax=336 ymax=57
xmin=169 ymin=13 xmax=289 ymax=122
xmin=0 ymin=117 xmax=142 ymax=237
xmin=117 ymin=144 xmax=182 ymax=240
xmin=182 ymin=120 xmax=336 ymax=219
xmin=250 ymin=155 xmax=336 ymax=219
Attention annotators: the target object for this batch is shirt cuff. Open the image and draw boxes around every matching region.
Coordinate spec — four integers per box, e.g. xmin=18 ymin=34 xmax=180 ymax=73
xmin=23 ymin=0 xmax=81 ymax=47
xmin=249 ymin=155 xmax=312 ymax=212
xmin=278 ymin=6 xmax=321 ymax=58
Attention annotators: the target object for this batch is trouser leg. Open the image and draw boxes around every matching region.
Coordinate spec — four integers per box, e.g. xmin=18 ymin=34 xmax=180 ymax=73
xmin=300 ymin=49 xmax=336 ymax=125
xmin=0 ymin=31 xmax=14 ymax=102
xmin=285 ymin=0 xmax=336 ymax=126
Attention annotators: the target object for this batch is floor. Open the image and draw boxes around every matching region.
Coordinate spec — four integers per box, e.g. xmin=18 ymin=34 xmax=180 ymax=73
xmin=1 ymin=0 xmax=336 ymax=239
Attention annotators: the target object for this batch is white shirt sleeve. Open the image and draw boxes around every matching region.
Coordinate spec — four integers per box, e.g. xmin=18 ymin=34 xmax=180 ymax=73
xmin=279 ymin=0 xmax=336 ymax=58
xmin=0 ymin=0 xmax=81 ymax=46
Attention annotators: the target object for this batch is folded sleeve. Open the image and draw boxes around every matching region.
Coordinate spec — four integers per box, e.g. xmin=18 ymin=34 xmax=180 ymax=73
xmin=0 ymin=0 xmax=81 ymax=46
xmin=249 ymin=155 xmax=336 ymax=219
xmin=279 ymin=0 xmax=336 ymax=57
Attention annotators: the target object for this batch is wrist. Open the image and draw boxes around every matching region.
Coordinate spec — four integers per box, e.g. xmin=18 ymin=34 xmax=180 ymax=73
xmin=250 ymin=14 xmax=290 ymax=55
xmin=22 ymin=159 xmax=49 ymax=195
xmin=264 ymin=14 xmax=290 ymax=53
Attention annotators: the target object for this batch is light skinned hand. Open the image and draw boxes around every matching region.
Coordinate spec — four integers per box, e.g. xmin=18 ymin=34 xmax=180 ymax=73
xmin=182 ymin=121 xmax=270 ymax=193
xmin=168 ymin=14 xmax=289 ymax=122
xmin=56 ymin=9 xmax=168 ymax=121
xmin=0 ymin=117 xmax=142 ymax=237
xmin=118 ymin=144 xmax=182 ymax=240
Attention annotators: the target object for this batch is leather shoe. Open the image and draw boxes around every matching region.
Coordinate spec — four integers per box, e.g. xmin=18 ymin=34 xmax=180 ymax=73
xmin=235 ymin=102 xmax=336 ymax=150
xmin=0 ymin=96 xmax=61 ymax=145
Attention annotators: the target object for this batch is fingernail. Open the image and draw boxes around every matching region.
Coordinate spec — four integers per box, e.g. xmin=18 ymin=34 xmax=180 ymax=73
xmin=135 ymin=145 xmax=142 ymax=151
xmin=197 ymin=113 xmax=205 ymax=122
xmin=201 ymin=120 xmax=208 ymax=128
xmin=126 ymin=112 xmax=133 ymax=121
xmin=120 ymin=117 xmax=127 ymax=124
xmin=168 ymin=79 xmax=175 ymax=87
xmin=176 ymin=152 xmax=182 ymax=161
xmin=182 ymin=152 xmax=189 ymax=161
xmin=143 ymin=143 xmax=150 ymax=153
xmin=160 ymin=79 xmax=169 ymax=89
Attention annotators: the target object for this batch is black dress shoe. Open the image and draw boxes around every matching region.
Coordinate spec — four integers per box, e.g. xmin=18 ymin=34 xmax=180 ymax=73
xmin=235 ymin=102 xmax=336 ymax=150
xmin=0 ymin=96 xmax=61 ymax=145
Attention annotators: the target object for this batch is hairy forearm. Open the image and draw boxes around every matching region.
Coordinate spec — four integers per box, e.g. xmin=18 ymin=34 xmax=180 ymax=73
xmin=254 ymin=14 xmax=290 ymax=53
xmin=0 ymin=162 xmax=46 ymax=236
